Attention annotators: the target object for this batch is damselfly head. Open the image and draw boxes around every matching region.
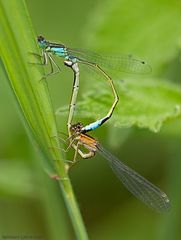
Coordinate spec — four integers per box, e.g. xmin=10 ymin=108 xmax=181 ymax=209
xmin=70 ymin=122 xmax=84 ymax=135
xmin=37 ymin=35 xmax=45 ymax=42
xmin=37 ymin=35 xmax=47 ymax=49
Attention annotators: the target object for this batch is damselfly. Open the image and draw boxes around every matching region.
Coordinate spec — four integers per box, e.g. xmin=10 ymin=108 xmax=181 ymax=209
xmin=69 ymin=122 xmax=170 ymax=213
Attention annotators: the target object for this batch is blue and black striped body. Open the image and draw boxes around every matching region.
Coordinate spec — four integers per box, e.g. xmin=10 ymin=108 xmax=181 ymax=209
xmin=37 ymin=35 xmax=79 ymax=63
xmin=81 ymin=117 xmax=109 ymax=133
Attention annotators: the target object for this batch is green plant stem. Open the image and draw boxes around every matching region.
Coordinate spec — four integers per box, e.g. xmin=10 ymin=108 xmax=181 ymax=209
xmin=60 ymin=179 xmax=89 ymax=239
xmin=0 ymin=0 xmax=88 ymax=239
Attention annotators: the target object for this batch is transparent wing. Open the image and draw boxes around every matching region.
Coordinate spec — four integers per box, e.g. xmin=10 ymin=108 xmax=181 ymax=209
xmin=97 ymin=144 xmax=170 ymax=212
xmin=67 ymin=48 xmax=151 ymax=74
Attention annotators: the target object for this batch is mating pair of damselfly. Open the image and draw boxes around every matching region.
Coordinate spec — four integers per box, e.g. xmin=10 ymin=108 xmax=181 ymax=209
xmin=37 ymin=35 xmax=151 ymax=133
xmin=37 ymin=36 xmax=170 ymax=212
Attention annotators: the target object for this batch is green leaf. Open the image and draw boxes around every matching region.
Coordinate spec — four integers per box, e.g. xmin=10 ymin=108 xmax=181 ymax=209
xmin=0 ymin=1 xmax=60 ymax=176
xmin=57 ymin=79 xmax=181 ymax=132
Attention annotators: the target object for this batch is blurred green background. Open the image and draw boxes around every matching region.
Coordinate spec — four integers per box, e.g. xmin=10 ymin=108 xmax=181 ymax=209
xmin=1 ymin=0 xmax=181 ymax=239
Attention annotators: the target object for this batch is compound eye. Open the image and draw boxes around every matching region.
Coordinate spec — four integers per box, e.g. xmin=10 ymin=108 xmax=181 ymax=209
xmin=77 ymin=122 xmax=83 ymax=129
xmin=37 ymin=35 xmax=44 ymax=42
